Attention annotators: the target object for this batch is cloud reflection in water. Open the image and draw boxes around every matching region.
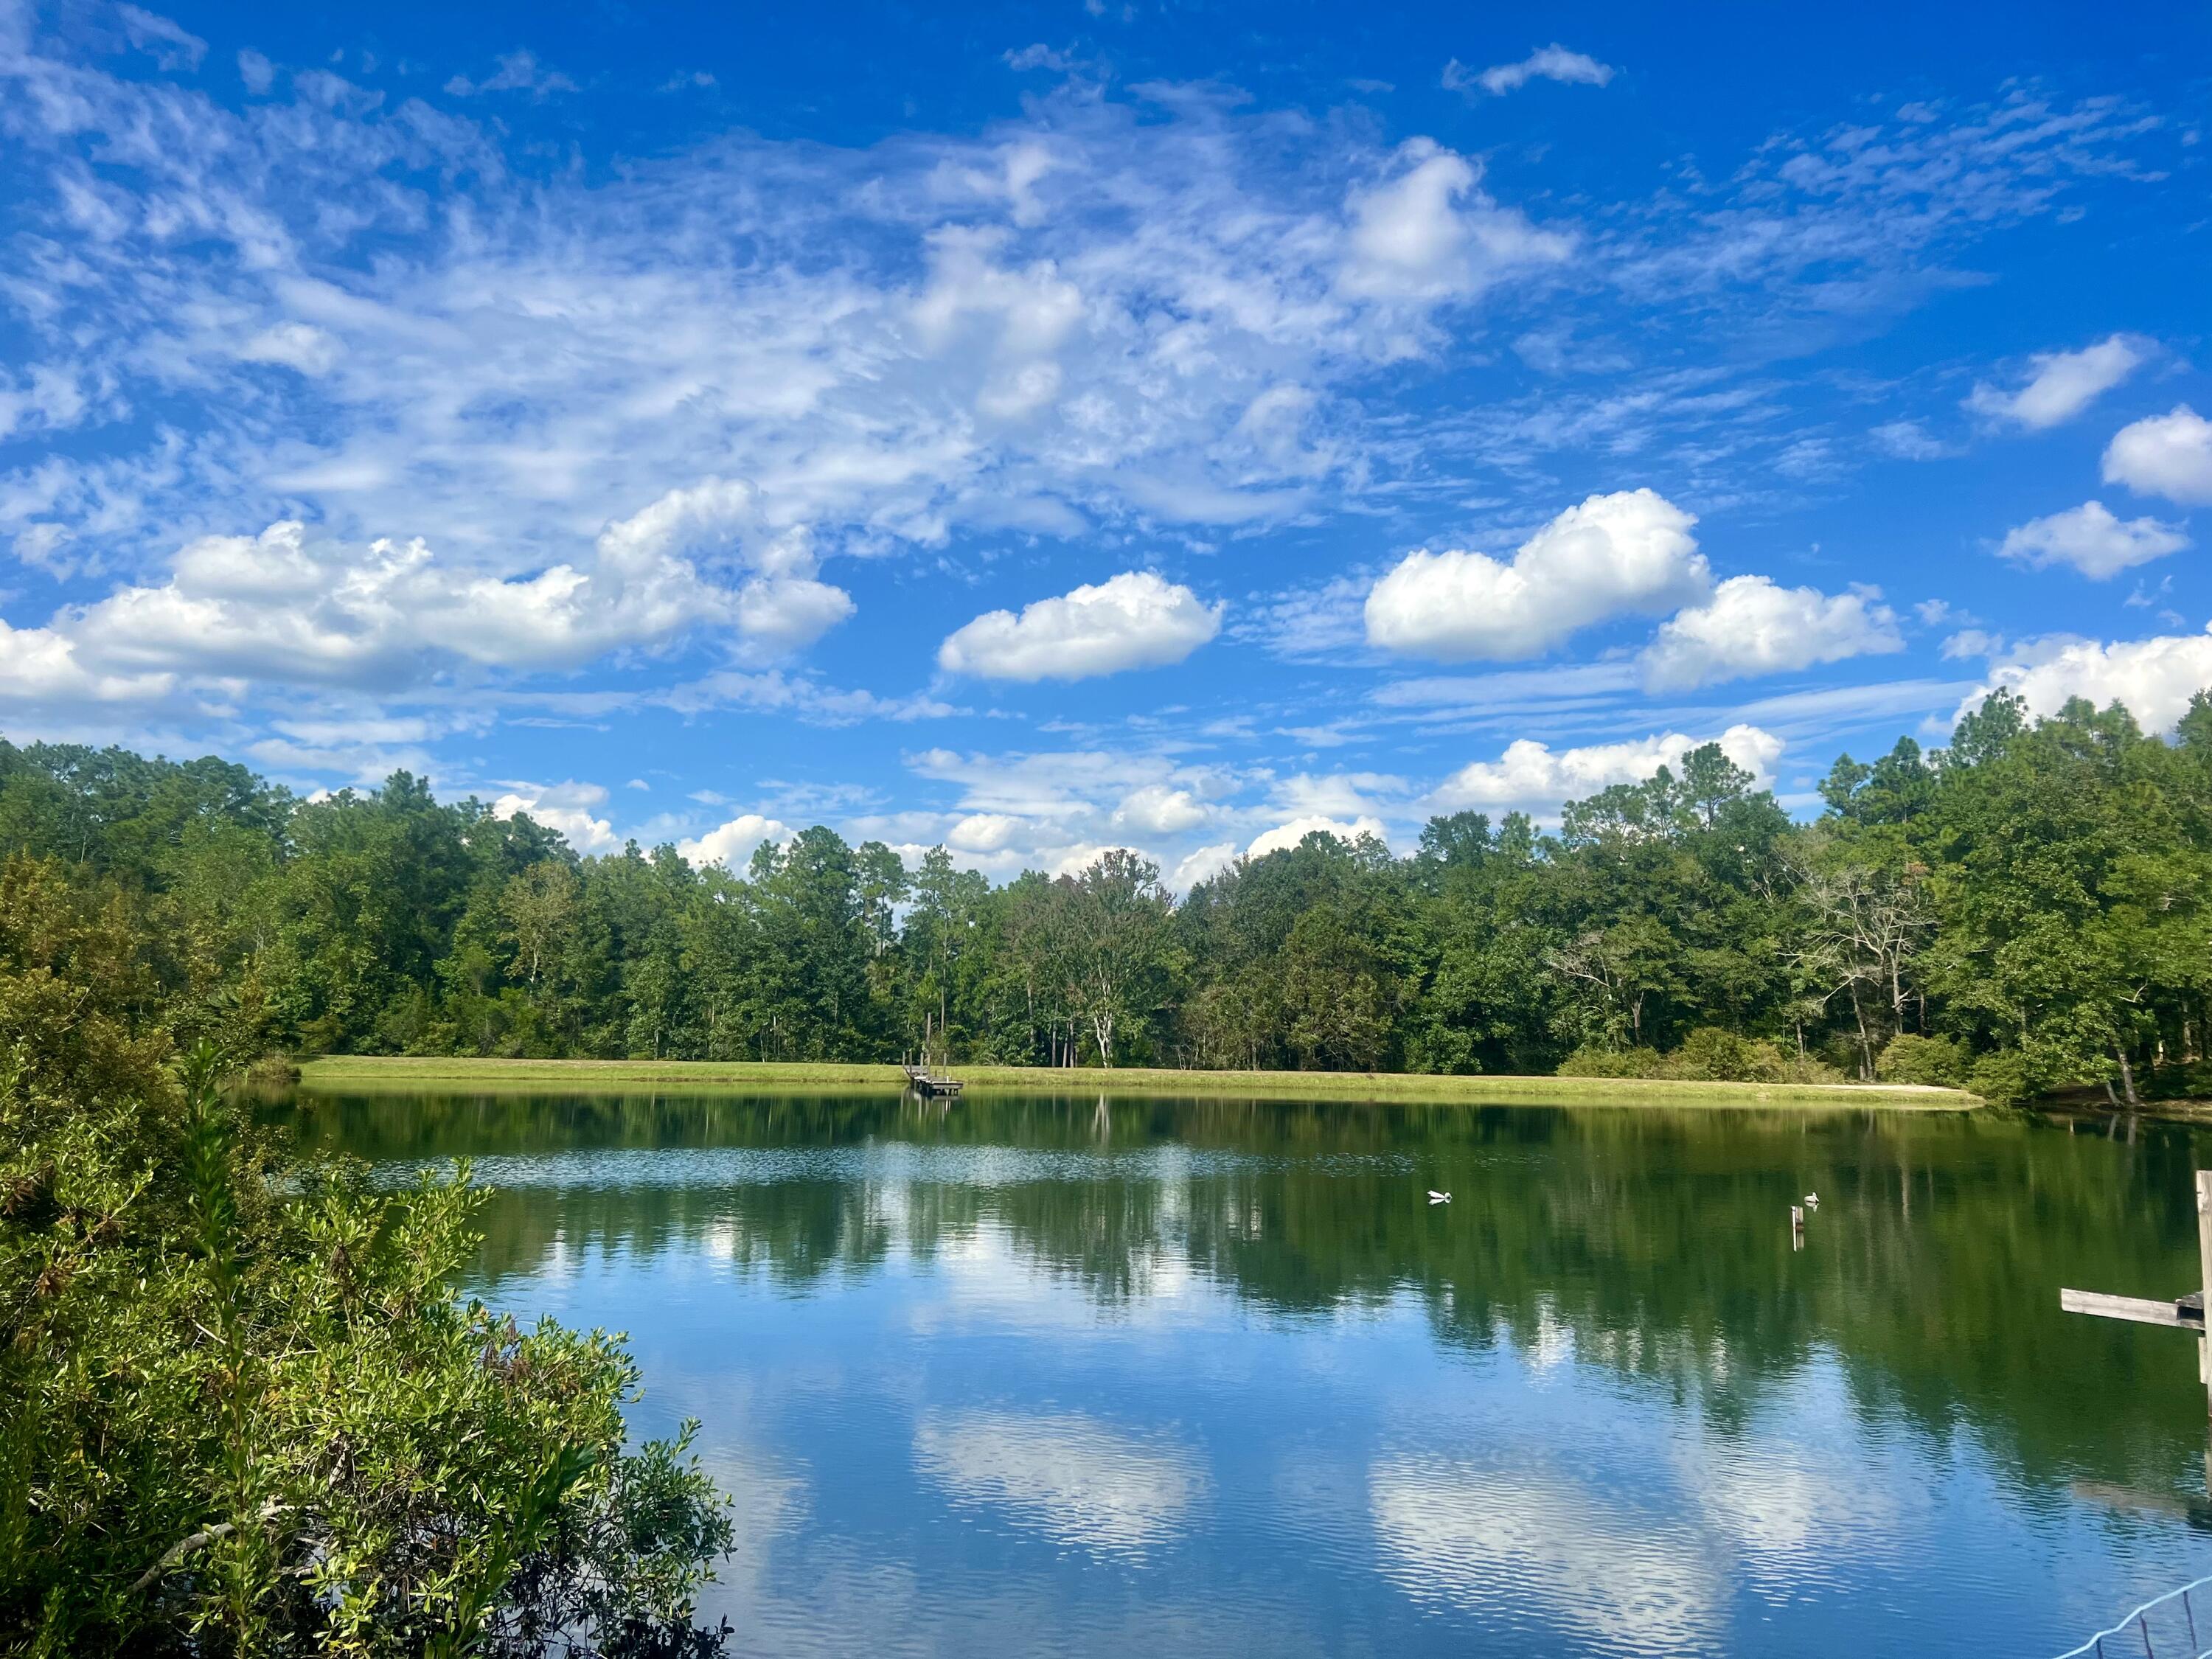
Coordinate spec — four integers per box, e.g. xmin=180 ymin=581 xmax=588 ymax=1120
xmin=914 ymin=1408 xmax=1206 ymax=1559
xmin=1369 ymin=1456 xmax=1725 ymax=1654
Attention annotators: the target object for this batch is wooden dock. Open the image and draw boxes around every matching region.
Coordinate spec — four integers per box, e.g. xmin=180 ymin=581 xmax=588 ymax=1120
xmin=2062 ymin=1170 xmax=2212 ymax=1414
xmin=2060 ymin=1287 xmax=2205 ymax=1332
xmin=902 ymin=1063 xmax=964 ymax=1098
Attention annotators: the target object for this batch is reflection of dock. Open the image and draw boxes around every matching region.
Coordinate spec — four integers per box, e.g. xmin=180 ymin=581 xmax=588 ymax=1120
xmin=902 ymin=1064 xmax=964 ymax=1098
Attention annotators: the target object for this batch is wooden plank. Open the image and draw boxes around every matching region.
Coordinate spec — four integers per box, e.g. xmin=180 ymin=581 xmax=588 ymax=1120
xmin=2061 ymin=1288 xmax=2205 ymax=1329
xmin=2196 ymin=1170 xmax=2212 ymax=1301
xmin=2197 ymin=1171 xmax=2212 ymax=1416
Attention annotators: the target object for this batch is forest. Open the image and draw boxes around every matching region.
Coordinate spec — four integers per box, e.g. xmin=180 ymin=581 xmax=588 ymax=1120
xmin=5 ymin=686 xmax=2212 ymax=1107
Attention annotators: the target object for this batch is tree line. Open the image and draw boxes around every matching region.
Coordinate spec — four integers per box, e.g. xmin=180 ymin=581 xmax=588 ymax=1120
xmin=5 ymin=686 xmax=2212 ymax=1104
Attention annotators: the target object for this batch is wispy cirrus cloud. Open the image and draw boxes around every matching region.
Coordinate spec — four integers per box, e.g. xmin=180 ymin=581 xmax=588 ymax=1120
xmin=1444 ymin=45 xmax=1615 ymax=99
xmin=443 ymin=49 xmax=577 ymax=98
xmin=0 ymin=43 xmax=1576 ymax=596
xmin=0 ymin=8 xmax=2190 ymax=829
xmin=1 ymin=26 xmax=2167 ymax=616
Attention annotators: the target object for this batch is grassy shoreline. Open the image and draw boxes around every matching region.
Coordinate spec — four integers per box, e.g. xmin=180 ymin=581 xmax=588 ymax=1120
xmin=295 ymin=1054 xmax=1979 ymax=1110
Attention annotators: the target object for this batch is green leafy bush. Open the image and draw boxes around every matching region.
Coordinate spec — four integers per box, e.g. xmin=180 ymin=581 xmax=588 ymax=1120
xmin=1558 ymin=1032 xmax=1841 ymax=1085
xmin=243 ymin=1051 xmax=301 ymax=1086
xmin=1877 ymin=1034 xmax=1969 ymax=1088
xmin=1556 ymin=1044 xmax=1671 ymax=1079
xmin=0 ymin=855 xmax=734 ymax=1656
xmin=1671 ymin=1028 xmax=1787 ymax=1083
xmin=1967 ymin=1049 xmax=2039 ymax=1107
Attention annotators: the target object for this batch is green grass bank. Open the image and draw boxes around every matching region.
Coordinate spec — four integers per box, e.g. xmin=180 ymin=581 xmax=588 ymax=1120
xmin=296 ymin=1055 xmax=1980 ymax=1110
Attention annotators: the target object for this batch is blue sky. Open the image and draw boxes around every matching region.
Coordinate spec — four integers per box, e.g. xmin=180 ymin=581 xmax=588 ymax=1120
xmin=1 ymin=0 xmax=2208 ymax=883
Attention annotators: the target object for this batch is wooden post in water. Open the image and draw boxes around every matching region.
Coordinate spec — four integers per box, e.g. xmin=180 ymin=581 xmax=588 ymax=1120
xmin=2061 ymin=1169 xmax=2212 ymax=1495
xmin=2198 ymin=1170 xmax=2212 ymax=1419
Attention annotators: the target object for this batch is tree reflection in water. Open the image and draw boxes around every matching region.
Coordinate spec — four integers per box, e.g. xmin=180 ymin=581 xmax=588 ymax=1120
xmin=284 ymin=1087 xmax=2212 ymax=1503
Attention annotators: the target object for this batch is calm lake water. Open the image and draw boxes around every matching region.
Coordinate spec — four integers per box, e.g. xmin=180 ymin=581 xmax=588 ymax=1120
xmin=285 ymin=1088 xmax=2212 ymax=1657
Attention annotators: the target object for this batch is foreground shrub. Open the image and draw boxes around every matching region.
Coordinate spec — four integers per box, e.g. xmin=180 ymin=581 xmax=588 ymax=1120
xmin=0 ymin=856 xmax=734 ymax=1656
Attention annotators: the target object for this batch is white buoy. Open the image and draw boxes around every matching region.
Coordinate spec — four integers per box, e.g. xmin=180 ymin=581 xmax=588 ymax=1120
xmin=1804 ymin=1192 xmax=1820 ymax=1208
xmin=1427 ymin=1190 xmax=1451 ymax=1205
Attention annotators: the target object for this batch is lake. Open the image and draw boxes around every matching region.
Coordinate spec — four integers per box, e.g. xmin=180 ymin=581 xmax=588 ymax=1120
xmin=285 ymin=1087 xmax=2212 ymax=1657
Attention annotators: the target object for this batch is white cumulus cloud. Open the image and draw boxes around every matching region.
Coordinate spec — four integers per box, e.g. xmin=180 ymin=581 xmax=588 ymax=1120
xmin=1997 ymin=501 xmax=2189 ymax=579
xmin=1112 ymin=785 xmax=1214 ymax=835
xmin=2104 ymin=406 xmax=2212 ymax=506
xmin=1366 ymin=489 xmax=1708 ymax=662
xmin=18 ymin=483 xmax=852 ymax=707
xmin=0 ymin=616 xmax=174 ymax=707
xmin=678 ymin=813 xmax=793 ymax=871
xmin=1172 ymin=841 xmax=1240 ymax=890
xmin=734 ymin=577 xmax=857 ymax=649
xmin=1247 ymin=814 xmax=1388 ymax=858
xmin=1967 ymin=333 xmax=2149 ymax=429
xmin=490 ymin=781 xmax=622 ymax=855
xmin=937 ymin=571 xmax=1221 ymax=681
xmin=1640 ymin=576 xmax=1902 ymax=691
xmin=948 ymin=812 xmax=1026 ymax=852
xmin=1049 ymin=843 xmax=1150 ymax=879
xmin=1338 ymin=140 xmax=1571 ymax=304
xmin=1962 ymin=627 xmax=2212 ymax=733
xmin=63 ymin=515 xmax=739 ymax=686
xmin=1429 ymin=724 xmax=1783 ymax=817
